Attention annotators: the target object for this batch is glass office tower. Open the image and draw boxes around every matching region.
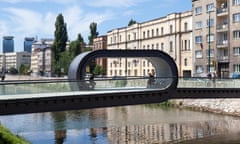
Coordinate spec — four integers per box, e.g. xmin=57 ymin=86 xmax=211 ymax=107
xmin=2 ymin=36 xmax=14 ymax=53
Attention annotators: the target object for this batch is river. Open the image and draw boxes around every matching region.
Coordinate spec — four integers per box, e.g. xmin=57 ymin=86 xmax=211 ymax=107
xmin=0 ymin=104 xmax=240 ymax=143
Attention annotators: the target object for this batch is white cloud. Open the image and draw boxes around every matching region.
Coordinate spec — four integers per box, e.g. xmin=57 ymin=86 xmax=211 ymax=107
xmin=87 ymin=0 xmax=145 ymax=8
xmin=62 ymin=6 xmax=113 ymax=41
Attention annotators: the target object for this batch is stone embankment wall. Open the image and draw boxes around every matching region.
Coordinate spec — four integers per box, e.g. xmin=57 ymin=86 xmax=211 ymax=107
xmin=174 ymin=99 xmax=240 ymax=116
xmin=176 ymin=79 xmax=240 ymax=116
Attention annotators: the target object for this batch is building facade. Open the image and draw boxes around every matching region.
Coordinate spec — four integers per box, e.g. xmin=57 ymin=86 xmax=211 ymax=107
xmin=24 ymin=37 xmax=35 ymax=52
xmin=192 ymin=0 xmax=240 ymax=78
xmin=107 ymin=11 xmax=193 ymax=77
xmin=2 ymin=36 xmax=14 ymax=53
xmin=3 ymin=52 xmax=31 ymax=72
xmin=93 ymin=35 xmax=107 ymax=75
xmin=30 ymin=39 xmax=53 ymax=76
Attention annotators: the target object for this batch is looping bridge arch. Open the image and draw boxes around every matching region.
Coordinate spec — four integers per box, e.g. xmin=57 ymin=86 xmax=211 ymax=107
xmin=68 ymin=49 xmax=178 ymax=90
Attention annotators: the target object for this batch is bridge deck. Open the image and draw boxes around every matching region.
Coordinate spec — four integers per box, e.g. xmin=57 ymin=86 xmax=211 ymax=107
xmin=0 ymin=77 xmax=240 ymax=115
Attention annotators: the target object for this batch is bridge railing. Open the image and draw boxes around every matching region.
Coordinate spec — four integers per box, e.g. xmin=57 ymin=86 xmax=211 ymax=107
xmin=0 ymin=77 xmax=173 ymax=98
xmin=178 ymin=77 xmax=240 ymax=88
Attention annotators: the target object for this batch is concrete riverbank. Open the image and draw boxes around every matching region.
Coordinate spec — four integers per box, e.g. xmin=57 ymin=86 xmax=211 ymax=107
xmin=175 ymin=99 xmax=240 ymax=117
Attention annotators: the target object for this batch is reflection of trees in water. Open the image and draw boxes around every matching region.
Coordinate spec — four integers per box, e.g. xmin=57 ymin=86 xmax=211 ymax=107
xmin=51 ymin=112 xmax=67 ymax=144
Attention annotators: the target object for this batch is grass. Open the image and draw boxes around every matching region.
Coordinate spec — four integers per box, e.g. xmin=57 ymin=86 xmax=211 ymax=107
xmin=0 ymin=124 xmax=30 ymax=144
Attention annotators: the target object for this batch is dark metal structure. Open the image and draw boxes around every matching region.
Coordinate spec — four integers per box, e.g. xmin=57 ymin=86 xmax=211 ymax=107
xmin=68 ymin=49 xmax=179 ymax=91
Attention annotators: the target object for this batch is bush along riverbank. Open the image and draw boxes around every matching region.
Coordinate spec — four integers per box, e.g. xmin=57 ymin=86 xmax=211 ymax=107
xmin=0 ymin=124 xmax=30 ymax=144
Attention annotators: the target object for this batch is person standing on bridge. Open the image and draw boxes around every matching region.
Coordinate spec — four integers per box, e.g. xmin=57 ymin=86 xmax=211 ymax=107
xmin=89 ymin=74 xmax=96 ymax=89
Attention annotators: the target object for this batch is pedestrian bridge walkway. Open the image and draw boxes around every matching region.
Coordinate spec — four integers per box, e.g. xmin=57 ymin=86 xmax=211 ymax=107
xmin=1 ymin=77 xmax=240 ymax=115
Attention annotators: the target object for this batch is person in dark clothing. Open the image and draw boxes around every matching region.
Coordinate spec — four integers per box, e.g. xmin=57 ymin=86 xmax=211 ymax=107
xmin=89 ymin=74 xmax=96 ymax=89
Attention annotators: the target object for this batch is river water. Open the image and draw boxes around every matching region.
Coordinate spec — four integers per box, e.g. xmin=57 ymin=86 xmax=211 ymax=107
xmin=0 ymin=104 xmax=240 ymax=144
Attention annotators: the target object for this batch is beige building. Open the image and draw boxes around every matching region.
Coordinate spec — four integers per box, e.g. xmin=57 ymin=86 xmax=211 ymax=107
xmin=192 ymin=0 xmax=240 ymax=78
xmin=107 ymin=11 xmax=193 ymax=77
xmin=31 ymin=39 xmax=53 ymax=76
xmin=93 ymin=35 xmax=107 ymax=75
xmin=0 ymin=52 xmax=31 ymax=72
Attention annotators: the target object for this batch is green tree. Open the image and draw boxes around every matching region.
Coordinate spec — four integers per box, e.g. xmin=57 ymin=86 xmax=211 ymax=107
xmin=69 ymin=33 xmax=84 ymax=60
xmin=52 ymin=13 xmax=68 ymax=76
xmin=93 ymin=65 xmax=104 ymax=75
xmin=88 ymin=22 xmax=99 ymax=45
xmin=128 ymin=19 xmax=137 ymax=26
xmin=19 ymin=64 xmax=30 ymax=75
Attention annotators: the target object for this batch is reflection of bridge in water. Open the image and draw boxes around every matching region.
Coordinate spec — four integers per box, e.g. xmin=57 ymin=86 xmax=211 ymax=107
xmin=1 ymin=77 xmax=240 ymax=115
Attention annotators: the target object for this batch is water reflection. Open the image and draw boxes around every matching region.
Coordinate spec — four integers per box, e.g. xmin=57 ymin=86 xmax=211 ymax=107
xmin=0 ymin=105 xmax=240 ymax=143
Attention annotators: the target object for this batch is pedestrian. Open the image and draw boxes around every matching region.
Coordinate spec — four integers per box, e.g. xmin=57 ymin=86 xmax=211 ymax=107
xmin=212 ymin=72 xmax=217 ymax=88
xmin=89 ymin=74 xmax=96 ymax=89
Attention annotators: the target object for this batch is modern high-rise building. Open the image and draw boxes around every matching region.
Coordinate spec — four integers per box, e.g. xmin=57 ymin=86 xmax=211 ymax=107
xmin=24 ymin=37 xmax=35 ymax=52
xmin=107 ymin=11 xmax=193 ymax=77
xmin=192 ymin=0 xmax=240 ymax=78
xmin=2 ymin=36 xmax=14 ymax=53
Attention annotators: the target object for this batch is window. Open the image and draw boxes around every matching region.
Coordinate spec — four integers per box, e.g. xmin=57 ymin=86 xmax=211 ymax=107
xmin=184 ymin=22 xmax=188 ymax=31
xmin=156 ymin=43 xmax=159 ymax=49
xmin=233 ymin=0 xmax=240 ymax=5
xmin=233 ymin=64 xmax=240 ymax=72
xmin=133 ymin=32 xmax=136 ymax=40
xmin=233 ymin=47 xmax=240 ymax=56
xmin=207 ymin=34 xmax=214 ymax=42
xmin=195 ymin=21 xmax=202 ymax=29
xmin=152 ymin=29 xmax=154 ymax=37
xmin=184 ymin=40 xmax=187 ymax=51
xmin=161 ymin=27 xmax=164 ymax=35
xmin=169 ymin=41 xmax=173 ymax=52
xmin=206 ymin=49 xmax=214 ymax=58
xmin=196 ymin=65 xmax=203 ymax=73
xmin=161 ymin=43 xmax=164 ymax=51
xmin=195 ymin=6 xmax=202 ymax=15
xmin=143 ymin=31 xmax=145 ymax=39
xmin=195 ymin=50 xmax=203 ymax=58
xmin=156 ymin=28 xmax=159 ymax=36
xmin=152 ymin=44 xmax=154 ymax=49
xmin=170 ymin=25 xmax=173 ymax=34
xmin=195 ymin=36 xmax=202 ymax=44
xmin=206 ymin=3 xmax=214 ymax=12
xmin=147 ymin=30 xmax=150 ymax=38
xmin=184 ymin=58 xmax=188 ymax=66
xmin=233 ymin=13 xmax=240 ymax=23
xmin=233 ymin=30 xmax=240 ymax=39
xmin=207 ymin=19 xmax=214 ymax=27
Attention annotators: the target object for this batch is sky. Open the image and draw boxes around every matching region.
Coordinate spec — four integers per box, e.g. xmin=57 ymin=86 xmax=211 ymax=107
xmin=0 ymin=0 xmax=192 ymax=52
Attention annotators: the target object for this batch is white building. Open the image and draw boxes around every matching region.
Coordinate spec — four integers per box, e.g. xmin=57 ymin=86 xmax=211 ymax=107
xmin=107 ymin=11 xmax=193 ymax=77
xmin=2 ymin=52 xmax=31 ymax=72
xmin=31 ymin=39 xmax=53 ymax=76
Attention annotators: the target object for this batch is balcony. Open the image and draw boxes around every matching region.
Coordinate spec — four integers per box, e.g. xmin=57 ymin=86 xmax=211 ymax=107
xmin=217 ymin=40 xmax=228 ymax=48
xmin=217 ymin=55 xmax=229 ymax=62
xmin=217 ymin=8 xmax=228 ymax=16
xmin=216 ymin=24 xmax=228 ymax=32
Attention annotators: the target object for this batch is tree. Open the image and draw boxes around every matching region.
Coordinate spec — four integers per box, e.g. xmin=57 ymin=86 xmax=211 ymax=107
xmin=93 ymin=65 xmax=104 ymax=75
xmin=69 ymin=33 xmax=85 ymax=60
xmin=19 ymin=64 xmax=30 ymax=75
xmin=128 ymin=19 xmax=137 ymax=26
xmin=52 ymin=13 xmax=68 ymax=76
xmin=88 ymin=22 xmax=99 ymax=45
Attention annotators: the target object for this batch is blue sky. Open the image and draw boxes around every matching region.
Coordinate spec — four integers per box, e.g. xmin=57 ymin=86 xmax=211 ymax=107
xmin=0 ymin=0 xmax=192 ymax=52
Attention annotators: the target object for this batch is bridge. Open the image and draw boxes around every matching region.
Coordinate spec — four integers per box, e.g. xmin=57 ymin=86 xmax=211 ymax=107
xmin=1 ymin=77 xmax=240 ymax=115
xmin=0 ymin=49 xmax=240 ymax=115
